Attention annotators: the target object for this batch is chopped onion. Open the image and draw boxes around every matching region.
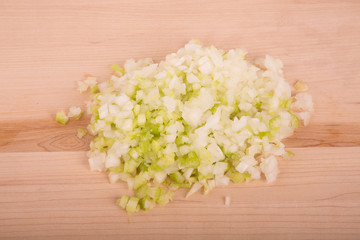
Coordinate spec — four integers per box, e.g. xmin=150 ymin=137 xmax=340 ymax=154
xmin=79 ymin=40 xmax=313 ymax=213
xmin=68 ymin=106 xmax=83 ymax=120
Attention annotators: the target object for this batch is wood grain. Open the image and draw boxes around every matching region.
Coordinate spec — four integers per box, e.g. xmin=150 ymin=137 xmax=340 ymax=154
xmin=1 ymin=0 xmax=360 ymax=151
xmin=0 ymin=0 xmax=360 ymax=239
xmin=1 ymin=120 xmax=359 ymax=152
xmin=1 ymin=148 xmax=360 ymax=240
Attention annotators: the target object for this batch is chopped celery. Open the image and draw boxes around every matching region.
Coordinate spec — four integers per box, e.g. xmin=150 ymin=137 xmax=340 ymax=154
xmin=179 ymin=152 xmax=200 ymax=168
xmin=269 ymin=116 xmax=280 ymax=131
xmin=126 ymin=197 xmax=140 ymax=213
xmin=91 ymin=85 xmax=99 ymax=94
xmin=279 ymin=99 xmax=292 ymax=110
xmin=135 ymin=184 xmax=149 ymax=199
xmin=156 ymin=188 xmax=173 ymax=205
xmin=227 ymin=170 xmax=246 ymax=183
xmin=198 ymin=148 xmax=212 ymax=164
xmin=289 ymin=112 xmax=300 ymax=128
xmin=56 ymin=111 xmax=69 ymax=125
xmin=287 ymin=151 xmax=295 ymax=157
xmin=148 ymin=187 xmax=162 ymax=201
xmin=134 ymin=172 xmax=148 ymax=189
xmin=255 ymin=102 xmax=262 ymax=111
xmin=258 ymin=131 xmax=272 ymax=139
xmin=82 ymin=40 xmax=313 ymax=213
xmin=140 ymin=196 xmax=155 ymax=211
xmin=124 ymin=159 xmax=138 ymax=174
xmin=116 ymin=195 xmax=129 ymax=209
xmin=111 ymin=64 xmax=125 ymax=75
xmin=169 ymin=171 xmax=185 ymax=184
xmin=157 ymin=154 xmax=174 ymax=168
xmin=151 ymin=140 xmax=161 ymax=152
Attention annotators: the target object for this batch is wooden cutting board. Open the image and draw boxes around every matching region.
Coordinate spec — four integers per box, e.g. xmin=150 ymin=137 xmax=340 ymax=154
xmin=1 ymin=1 xmax=359 ymax=239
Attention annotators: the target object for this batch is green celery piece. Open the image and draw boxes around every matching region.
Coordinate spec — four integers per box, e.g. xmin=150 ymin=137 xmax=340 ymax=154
xmin=179 ymin=182 xmax=192 ymax=188
xmin=144 ymin=123 xmax=161 ymax=138
xmin=210 ymin=103 xmax=220 ymax=114
xmin=244 ymin=172 xmax=251 ymax=180
xmin=258 ymin=131 xmax=273 ymax=139
xmin=156 ymin=188 xmax=173 ymax=205
xmin=135 ymin=184 xmax=149 ymax=199
xmin=108 ymin=165 xmax=124 ymax=173
xmin=140 ymin=196 xmax=155 ymax=211
xmin=279 ymin=98 xmax=292 ymax=110
xmin=126 ymin=197 xmax=140 ymax=213
xmin=103 ymin=138 xmax=115 ymax=148
xmin=148 ymin=187 xmax=162 ymax=201
xmin=110 ymin=64 xmax=125 ymax=75
xmin=151 ymin=140 xmax=161 ymax=152
xmin=289 ymin=112 xmax=299 ymax=128
xmin=56 ymin=111 xmax=69 ymax=125
xmin=90 ymin=105 xmax=99 ymax=116
xmin=148 ymin=163 xmax=163 ymax=172
xmin=133 ymin=104 xmax=141 ymax=116
xmin=255 ymin=101 xmax=262 ymax=111
xmin=124 ymin=159 xmax=138 ymax=174
xmin=133 ymin=172 xmax=148 ymax=190
xmin=93 ymin=137 xmax=115 ymax=151
xmin=175 ymin=136 xmax=182 ymax=146
xmin=137 ymin=161 xmax=149 ymax=172
xmin=176 ymin=71 xmax=186 ymax=80
xmin=228 ymin=172 xmax=245 ymax=183
xmin=198 ymin=148 xmax=212 ymax=164
xmin=116 ymin=195 xmax=129 ymax=209
xmin=157 ymin=153 xmax=175 ymax=168
xmin=128 ymin=148 xmax=139 ymax=159
xmin=287 ymin=151 xmax=295 ymax=157
xmin=169 ymin=171 xmax=185 ymax=184
xmin=140 ymin=140 xmax=151 ymax=153
xmin=203 ymin=182 xmax=213 ymax=195
xmin=91 ymin=85 xmax=99 ymax=94
xmin=198 ymin=173 xmax=214 ymax=181
xmin=179 ymin=151 xmax=200 ymax=168
xmin=269 ymin=115 xmax=281 ymax=131
xmin=145 ymin=109 xmax=151 ymax=120
xmin=166 ymin=72 xmax=173 ymax=79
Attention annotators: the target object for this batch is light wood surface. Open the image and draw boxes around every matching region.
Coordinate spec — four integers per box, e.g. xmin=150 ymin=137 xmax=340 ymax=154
xmin=0 ymin=0 xmax=359 ymax=239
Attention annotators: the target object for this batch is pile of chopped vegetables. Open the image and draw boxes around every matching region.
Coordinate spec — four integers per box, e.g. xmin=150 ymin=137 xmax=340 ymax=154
xmin=57 ymin=40 xmax=313 ymax=213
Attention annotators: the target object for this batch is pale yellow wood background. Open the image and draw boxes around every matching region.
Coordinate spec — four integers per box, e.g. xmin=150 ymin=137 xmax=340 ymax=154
xmin=0 ymin=0 xmax=359 ymax=239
